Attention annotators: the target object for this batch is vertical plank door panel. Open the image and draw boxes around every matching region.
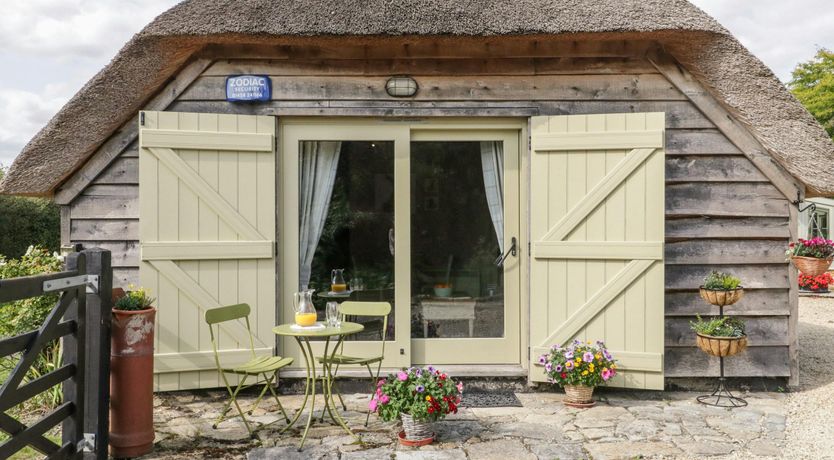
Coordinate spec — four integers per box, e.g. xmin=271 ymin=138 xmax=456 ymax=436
xmin=529 ymin=113 xmax=665 ymax=390
xmin=139 ymin=111 xmax=276 ymax=391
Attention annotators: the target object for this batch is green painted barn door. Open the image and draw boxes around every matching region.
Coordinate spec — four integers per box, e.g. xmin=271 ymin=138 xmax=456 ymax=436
xmin=529 ymin=113 xmax=665 ymax=390
xmin=139 ymin=111 xmax=276 ymax=391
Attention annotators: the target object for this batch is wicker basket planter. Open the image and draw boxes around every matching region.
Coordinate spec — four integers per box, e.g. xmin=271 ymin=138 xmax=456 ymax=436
xmin=563 ymin=384 xmax=595 ymax=407
xmin=699 ymin=287 xmax=745 ymax=307
xmin=791 ymin=256 xmax=834 ymax=277
xmin=399 ymin=414 xmax=434 ymax=445
xmin=695 ymin=333 xmax=748 ymax=357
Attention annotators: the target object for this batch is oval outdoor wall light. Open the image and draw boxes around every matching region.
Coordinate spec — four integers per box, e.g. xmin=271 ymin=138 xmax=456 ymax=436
xmin=385 ymin=76 xmax=418 ymax=97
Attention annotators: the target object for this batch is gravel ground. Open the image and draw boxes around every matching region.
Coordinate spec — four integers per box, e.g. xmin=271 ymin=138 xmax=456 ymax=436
xmin=785 ymin=296 xmax=834 ymax=459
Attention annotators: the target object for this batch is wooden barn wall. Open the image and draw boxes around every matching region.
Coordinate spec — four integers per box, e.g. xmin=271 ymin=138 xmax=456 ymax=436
xmin=61 ymin=46 xmax=793 ymax=380
xmin=62 ymin=140 xmax=139 ymax=287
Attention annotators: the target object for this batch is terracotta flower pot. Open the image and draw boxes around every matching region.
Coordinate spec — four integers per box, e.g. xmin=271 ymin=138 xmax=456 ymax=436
xmin=563 ymin=384 xmax=595 ymax=408
xmin=110 ymin=307 xmax=156 ymax=458
xmin=699 ymin=287 xmax=744 ymax=307
xmin=791 ymin=256 xmax=833 ymax=277
xmin=695 ymin=333 xmax=748 ymax=357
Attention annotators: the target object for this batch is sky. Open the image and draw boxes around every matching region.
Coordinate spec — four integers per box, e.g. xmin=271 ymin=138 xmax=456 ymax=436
xmin=0 ymin=0 xmax=833 ymax=168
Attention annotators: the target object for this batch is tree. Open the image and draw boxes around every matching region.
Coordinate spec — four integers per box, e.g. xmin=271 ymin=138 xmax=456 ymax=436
xmin=789 ymin=48 xmax=834 ymax=139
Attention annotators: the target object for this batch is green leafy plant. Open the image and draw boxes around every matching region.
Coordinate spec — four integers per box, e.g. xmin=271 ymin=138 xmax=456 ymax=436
xmin=114 ymin=285 xmax=156 ymax=311
xmin=702 ymin=271 xmax=742 ymax=291
xmin=0 ymin=246 xmax=65 ymax=416
xmin=371 ymin=366 xmax=462 ymax=423
xmin=690 ymin=315 xmax=746 ymax=338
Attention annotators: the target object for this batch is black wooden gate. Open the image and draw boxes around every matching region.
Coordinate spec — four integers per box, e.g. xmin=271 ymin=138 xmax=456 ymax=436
xmin=0 ymin=249 xmax=112 ymax=459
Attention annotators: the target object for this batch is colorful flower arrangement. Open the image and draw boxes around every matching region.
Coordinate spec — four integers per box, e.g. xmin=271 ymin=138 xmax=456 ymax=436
xmin=787 ymin=237 xmax=834 ymax=260
xmin=799 ymin=272 xmax=834 ymax=292
xmin=538 ymin=340 xmax=617 ymax=387
xmin=371 ymin=366 xmax=463 ymax=422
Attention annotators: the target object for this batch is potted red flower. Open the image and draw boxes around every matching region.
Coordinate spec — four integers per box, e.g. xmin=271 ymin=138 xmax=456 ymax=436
xmin=799 ymin=272 xmax=834 ymax=293
xmin=787 ymin=237 xmax=834 ymax=276
xmin=371 ymin=366 xmax=463 ymax=446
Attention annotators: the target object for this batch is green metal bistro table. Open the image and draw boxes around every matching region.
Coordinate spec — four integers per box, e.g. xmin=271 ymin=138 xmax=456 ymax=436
xmin=272 ymin=321 xmax=364 ymax=450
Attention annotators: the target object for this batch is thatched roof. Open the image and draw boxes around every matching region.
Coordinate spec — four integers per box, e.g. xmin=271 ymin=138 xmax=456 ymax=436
xmin=3 ymin=0 xmax=834 ymax=196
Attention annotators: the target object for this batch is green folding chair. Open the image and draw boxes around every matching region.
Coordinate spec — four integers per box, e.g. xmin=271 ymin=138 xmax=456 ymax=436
xmin=318 ymin=301 xmax=391 ymax=426
xmin=205 ymin=303 xmax=293 ymax=436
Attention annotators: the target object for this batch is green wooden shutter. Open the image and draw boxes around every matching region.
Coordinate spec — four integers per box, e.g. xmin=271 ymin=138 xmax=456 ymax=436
xmin=529 ymin=113 xmax=665 ymax=390
xmin=139 ymin=111 xmax=276 ymax=390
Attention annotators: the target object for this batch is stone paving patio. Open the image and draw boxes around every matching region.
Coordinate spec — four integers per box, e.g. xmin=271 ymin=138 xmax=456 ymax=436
xmin=145 ymin=388 xmax=787 ymax=459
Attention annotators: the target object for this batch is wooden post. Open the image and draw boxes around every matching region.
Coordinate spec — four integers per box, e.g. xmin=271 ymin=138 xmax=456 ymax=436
xmin=64 ymin=249 xmax=112 ymax=459
xmin=62 ymin=252 xmax=86 ymax=456
xmin=788 ymin=206 xmax=800 ymax=388
xmin=84 ymin=249 xmax=112 ymax=460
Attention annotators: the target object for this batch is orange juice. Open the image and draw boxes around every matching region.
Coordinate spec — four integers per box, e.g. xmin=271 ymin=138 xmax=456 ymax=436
xmin=295 ymin=312 xmax=318 ymax=327
xmin=331 ymin=283 xmax=347 ymax=293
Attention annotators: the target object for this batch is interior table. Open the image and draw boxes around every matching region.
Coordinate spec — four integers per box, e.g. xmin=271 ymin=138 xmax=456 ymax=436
xmin=272 ymin=321 xmax=364 ymax=450
xmin=419 ymin=297 xmax=476 ymax=337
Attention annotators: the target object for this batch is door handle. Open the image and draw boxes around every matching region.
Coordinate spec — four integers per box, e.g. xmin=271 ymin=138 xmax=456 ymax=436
xmin=494 ymin=237 xmax=518 ymax=267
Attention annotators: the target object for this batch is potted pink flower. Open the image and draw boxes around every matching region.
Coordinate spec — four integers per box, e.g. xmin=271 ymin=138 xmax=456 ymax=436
xmin=371 ymin=366 xmax=463 ymax=446
xmin=538 ymin=340 xmax=617 ymax=407
xmin=787 ymin=237 xmax=834 ymax=276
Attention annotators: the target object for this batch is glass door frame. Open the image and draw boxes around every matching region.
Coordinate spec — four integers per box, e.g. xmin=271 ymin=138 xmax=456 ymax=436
xmin=279 ymin=118 xmax=525 ymax=370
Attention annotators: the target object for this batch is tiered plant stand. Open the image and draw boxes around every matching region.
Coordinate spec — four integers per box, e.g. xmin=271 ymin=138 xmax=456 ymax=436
xmin=696 ymin=287 xmax=748 ymax=408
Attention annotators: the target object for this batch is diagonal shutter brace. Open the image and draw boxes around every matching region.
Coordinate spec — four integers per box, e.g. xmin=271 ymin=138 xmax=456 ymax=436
xmin=43 ymin=275 xmax=100 ymax=294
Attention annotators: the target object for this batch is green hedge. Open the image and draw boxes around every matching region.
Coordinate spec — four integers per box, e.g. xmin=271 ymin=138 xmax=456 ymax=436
xmin=0 ymin=168 xmax=60 ymax=258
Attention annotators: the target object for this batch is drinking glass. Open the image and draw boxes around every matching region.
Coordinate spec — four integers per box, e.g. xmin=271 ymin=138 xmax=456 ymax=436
xmin=326 ymin=302 xmax=340 ymax=328
xmin=349 ymin=278 xmax=360 ymax=291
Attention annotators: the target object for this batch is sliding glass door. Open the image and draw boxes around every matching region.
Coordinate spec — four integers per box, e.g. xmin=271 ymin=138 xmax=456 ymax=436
xmin=409 ymin=130 xmax=520 ymax=364
xmin=281 ymin=122 xmax=411 ymax=368
xmin=280 ymin=120 xmax=520 ymax=368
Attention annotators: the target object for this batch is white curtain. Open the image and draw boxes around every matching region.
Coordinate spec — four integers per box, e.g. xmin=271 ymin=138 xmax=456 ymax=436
xmin=480 ymin=141 xmax=504 ymax=253
xmin=299 ymin=141 xmax=342 ymax=289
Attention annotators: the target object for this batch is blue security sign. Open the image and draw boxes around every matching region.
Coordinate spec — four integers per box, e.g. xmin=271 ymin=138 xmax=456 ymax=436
xmin=226 ymin=75 xmax=271 ymax=102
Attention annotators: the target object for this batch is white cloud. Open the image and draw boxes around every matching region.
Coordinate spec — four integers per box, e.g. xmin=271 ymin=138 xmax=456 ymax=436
xmin=0 ymin=0 xmax=182 ymax=58
xmin=0 ymin=88 xmax=67 ymax=167
xmin=690 ymin=0 xmax=834 ymax=81
xmin=0 ymin=0 xmax=181 ymax=167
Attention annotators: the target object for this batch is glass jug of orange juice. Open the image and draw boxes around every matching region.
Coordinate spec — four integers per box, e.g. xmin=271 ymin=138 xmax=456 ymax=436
xmin=331 ymin=269 xmax=347 ymax=293
xmin=293 ymin=289 xmax=317 ymax=327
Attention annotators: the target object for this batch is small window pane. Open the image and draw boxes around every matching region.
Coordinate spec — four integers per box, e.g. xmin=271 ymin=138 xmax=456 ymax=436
xmin=812 ymin=209 xmax=830 ymax=240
